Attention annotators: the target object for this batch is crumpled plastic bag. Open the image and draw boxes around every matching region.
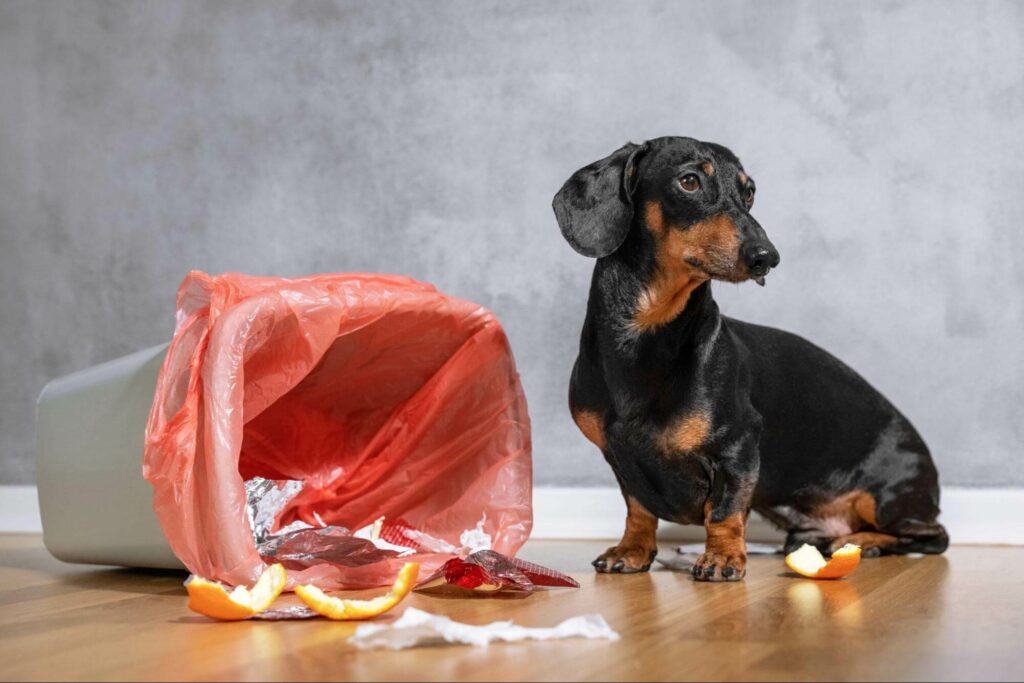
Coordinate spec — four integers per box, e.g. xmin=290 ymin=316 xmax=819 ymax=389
xmin=143 ymin=271 xmax=532 ymax=590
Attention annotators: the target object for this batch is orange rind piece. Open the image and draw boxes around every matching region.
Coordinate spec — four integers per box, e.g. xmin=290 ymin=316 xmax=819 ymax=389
xmin=186 ymin=563 xmax=287 ymax=620
xmin=785 ymin=543 xmax=862 ymax=580
xmin=295 ymin=562 xmax=420 ymax=620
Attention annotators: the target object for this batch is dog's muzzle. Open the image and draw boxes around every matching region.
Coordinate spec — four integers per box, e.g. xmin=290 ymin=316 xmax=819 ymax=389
xmin=742 ymin=243 xmax=781 ymax=286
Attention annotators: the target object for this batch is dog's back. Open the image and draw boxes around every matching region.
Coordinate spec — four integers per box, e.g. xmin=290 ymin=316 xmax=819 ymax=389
xmin=724 ymin=317 xmax=945 ymax=553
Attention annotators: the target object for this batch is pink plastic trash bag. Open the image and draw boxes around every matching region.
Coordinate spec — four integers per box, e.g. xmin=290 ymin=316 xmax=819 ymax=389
xmin=143 ymin=271 xmax=532 ymax=590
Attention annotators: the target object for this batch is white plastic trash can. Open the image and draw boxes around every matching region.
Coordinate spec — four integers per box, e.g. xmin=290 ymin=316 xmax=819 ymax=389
xmin=36 ymin=344 xmax=184 ymax=569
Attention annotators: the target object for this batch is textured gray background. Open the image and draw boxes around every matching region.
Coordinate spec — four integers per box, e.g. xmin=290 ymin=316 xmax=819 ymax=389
xmin=1 ymin=1 xmax=1022 ymax=487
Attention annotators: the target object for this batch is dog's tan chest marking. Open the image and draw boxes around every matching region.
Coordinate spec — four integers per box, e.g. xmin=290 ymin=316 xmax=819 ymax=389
xmin=633 ymin=277 xmax=705 ymax=333
xmin=660 ymin=410 xmax=711 ymax=454
xmin=572 ymin=409 xmax=606 ymax=451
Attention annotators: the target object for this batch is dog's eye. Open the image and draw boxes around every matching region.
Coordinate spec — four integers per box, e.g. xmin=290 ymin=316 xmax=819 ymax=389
xmin=680 ymin=174 xmax=701 ymax=192
xmin=744 ymin=186 xmax=755 ymax=206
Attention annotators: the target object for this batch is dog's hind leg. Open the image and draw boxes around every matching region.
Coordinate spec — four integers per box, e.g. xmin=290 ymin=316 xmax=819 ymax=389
xmin=830 ymin=523 xmax=948 ymax=556
xmin=831 ymin=488 xmax=949 ymax=556
xmin=875 ymin=486 xmax=949 ymax=555
xmin=897 ymin=523 xmax=949 ymax=554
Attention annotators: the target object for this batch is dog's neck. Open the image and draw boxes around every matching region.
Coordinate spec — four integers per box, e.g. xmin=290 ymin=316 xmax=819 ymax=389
xmin=591 ymin=251 xmax=722 ymax=363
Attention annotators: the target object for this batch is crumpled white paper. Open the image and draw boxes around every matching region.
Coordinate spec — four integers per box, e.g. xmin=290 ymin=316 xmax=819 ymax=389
xmin=457 ymin=516 xmax=493 ymax=555
xmin=348 ymin=608 xmax=620 ymax=650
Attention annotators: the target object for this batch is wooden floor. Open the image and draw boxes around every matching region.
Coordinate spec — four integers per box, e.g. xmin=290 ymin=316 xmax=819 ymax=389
xmin=1 ymin=535 xmax=1023 ymax=682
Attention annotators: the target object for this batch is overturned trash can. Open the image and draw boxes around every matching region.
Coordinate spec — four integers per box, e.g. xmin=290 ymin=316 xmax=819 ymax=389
xmin=39 ymin=271 xmax=533 ymax=590
xmin=37 ymin=343 xmax=181 ymax=570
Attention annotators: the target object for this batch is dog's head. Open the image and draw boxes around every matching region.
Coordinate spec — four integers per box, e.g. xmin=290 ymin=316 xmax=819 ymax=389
xmin=552 ymin=137 xmax=779 ymax=285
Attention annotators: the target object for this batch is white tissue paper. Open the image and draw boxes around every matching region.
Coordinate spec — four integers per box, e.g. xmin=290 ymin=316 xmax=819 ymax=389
xmin=348 ymin=607 xmax=620 ymax=650
xmin=457 ymin=516 xmax=493 ymax=555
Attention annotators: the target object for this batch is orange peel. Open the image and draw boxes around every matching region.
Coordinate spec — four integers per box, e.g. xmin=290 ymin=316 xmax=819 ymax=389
xmin=186 ymin=563 xmax=287 ymax=620
xmin=295 ymin=562 xmax=420 ymax=620
xmin=785 ymin=543 xmax=862 ymax=579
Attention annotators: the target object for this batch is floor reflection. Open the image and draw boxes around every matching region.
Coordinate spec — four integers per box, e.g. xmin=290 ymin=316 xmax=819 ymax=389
xmin=786 ymin=578 xmax=863 ymax=627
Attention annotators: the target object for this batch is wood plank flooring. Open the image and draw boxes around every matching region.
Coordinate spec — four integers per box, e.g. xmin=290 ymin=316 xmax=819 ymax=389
xmin=1 ymin=535 xmax=1022 ymax=681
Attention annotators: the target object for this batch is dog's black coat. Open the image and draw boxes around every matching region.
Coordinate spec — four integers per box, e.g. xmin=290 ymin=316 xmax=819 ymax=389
xmin=554 ymin=137 xmax=948 ymax=581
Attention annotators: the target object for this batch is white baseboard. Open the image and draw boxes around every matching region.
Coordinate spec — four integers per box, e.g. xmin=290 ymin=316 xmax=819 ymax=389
xmin=0 ymin=486 xmax=43 ymax=533
xmin=3 ymin=484 xmax=1022 ymax=545
xmin=532 ymin=486 xmax=783 ymax=542
xmin=532 ymin=486 xmax=1024 ymax=545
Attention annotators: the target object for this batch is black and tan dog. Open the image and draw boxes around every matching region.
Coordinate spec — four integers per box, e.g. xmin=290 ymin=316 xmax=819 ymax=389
xmin=553 ymin=136 xmax=948 ymax=581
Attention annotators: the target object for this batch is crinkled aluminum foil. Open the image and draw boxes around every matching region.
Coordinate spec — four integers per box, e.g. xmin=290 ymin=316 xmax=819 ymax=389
xmin=245 ymin=476 xmax=308 ymax=545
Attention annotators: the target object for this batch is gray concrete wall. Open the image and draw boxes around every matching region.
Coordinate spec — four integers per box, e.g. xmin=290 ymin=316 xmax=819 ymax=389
xmin=2 ymin=0 xmax=1022 ymax=487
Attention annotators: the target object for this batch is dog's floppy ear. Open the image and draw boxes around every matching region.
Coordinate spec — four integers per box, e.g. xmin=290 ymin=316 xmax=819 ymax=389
xmin=552 ymin=142 xmax=648 ymax=258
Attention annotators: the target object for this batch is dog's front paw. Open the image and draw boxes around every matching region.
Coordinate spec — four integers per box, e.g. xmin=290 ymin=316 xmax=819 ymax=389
xmin=592 ymin=545 xmax=657 ymax=574
xmin=691 ymin=551 xmax=746 ymax=582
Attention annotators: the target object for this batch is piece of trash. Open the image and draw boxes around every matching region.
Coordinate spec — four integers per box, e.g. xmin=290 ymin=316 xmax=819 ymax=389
xmin=458 ymin=516 xmax=493 ymax=554
xmin=380 ymin=517 xmax=494 ymax=557
xmin=354 ymin=518 xmax=417 ymax=556
xmin=259 ymin=526 xmax=400 ymax=570
xmin=248 ymin=482 xmax=414 ymax=573
xmin=657 ymin=542 xmax=781 ymax=571
xmin=415 ymin=549 xmax=579 ymax=596
xmin=348 ymin=607 xmax=619 ymax=650
xmin=186 ymin=563 xmax=287 ymax=621
xmin=246 ymin=477 xmax=309 ymax=545
xmin=675 ymin=542 xmax=779 ymax=556
xmin=295 ymin=563 xmax=420 ymax=620
xmin=380 ymin=519 xmax=459 ymax=554
xmin=785 ymin=543 xmax=862 ymax=580
xmin=655 ymin=554 xmax=689 ymax=571
xmin=252 ymin=604 xmax=320 ymax=620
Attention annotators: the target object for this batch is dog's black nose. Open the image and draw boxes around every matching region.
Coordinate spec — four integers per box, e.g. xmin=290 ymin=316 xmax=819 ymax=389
xmin=743 ymin=244 xmax=780 ymax=276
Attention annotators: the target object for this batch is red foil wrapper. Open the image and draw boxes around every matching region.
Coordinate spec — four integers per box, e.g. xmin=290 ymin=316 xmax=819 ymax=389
xmin=259 ymin=526 xmax=399 ymax=570
xmin=415 ymin=550 xmax=579 ymax=596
